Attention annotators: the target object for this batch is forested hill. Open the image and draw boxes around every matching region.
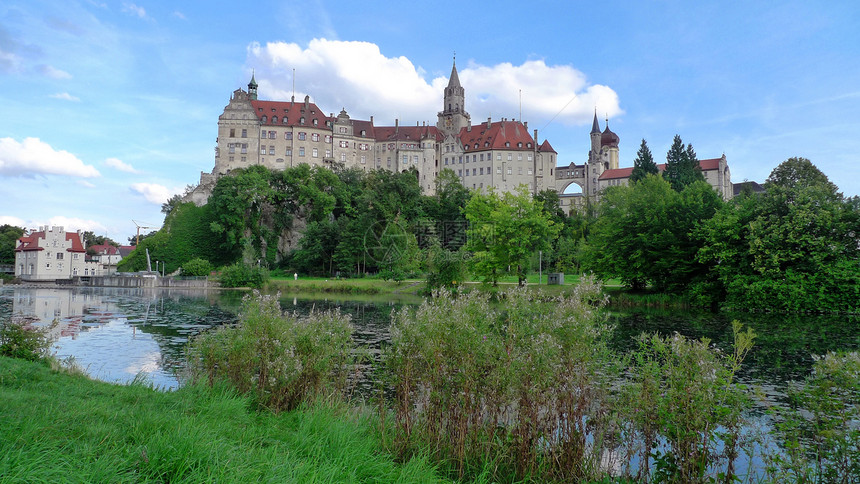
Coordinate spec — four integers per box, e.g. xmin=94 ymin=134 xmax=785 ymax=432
xmin=117 ymin=164 xmax=471 ymax=278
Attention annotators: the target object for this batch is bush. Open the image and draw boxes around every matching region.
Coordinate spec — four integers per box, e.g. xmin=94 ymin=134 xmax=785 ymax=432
xmin=386 ymin=276 xmax=617 ymax=481
xmin=217 ymin=263 xmax=269 ymax=288
xmin=0 ymin=320 xmax=51 ymax=361
xmin=182 ymin=257 xmax=213 ymax=277
xmin=186 ymin=292 xmax=358 ymax=412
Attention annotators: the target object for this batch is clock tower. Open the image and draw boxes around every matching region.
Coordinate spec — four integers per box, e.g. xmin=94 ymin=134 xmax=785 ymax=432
xmin=437 ymin=58 xmax=470 ymax=136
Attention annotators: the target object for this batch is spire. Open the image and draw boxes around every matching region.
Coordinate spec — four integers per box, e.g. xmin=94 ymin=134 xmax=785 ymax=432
xmin=447 ymin=55 xmax=461 ymax=89
xmin=248 ymin=70 xmax=258 ymax=100
xmin=590 ymin=109 xmax=600 ymax=134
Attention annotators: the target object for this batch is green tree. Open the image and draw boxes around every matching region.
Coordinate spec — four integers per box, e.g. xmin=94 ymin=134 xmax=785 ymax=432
xmin=464 ymin=186 xmax=560 ymax=285
xmin=663 ymin=135 xmax=704 ymax=191
xmin=698 ymin=158 xmax=859 ymax=312
xmin=629 ymin=139 xmax=658 ymax=183
xmin=0 ymin=225 xmax=25 ymax=265
xmin=582 ymin=175 xmax=721 ymax=292
xmin=181 ymin=257 xmax=213 ymax=276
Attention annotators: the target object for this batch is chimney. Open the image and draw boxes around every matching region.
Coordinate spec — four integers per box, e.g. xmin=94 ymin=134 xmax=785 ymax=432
xmin=524 ymin=121 xmax=528 ymax=130
xmin=304 ymin=95 xmax=309 ymax=110
xmin=487 ymin=116 xmax=491 ymax=126
xmin=370 ymin=115 xmax=374 ymax=125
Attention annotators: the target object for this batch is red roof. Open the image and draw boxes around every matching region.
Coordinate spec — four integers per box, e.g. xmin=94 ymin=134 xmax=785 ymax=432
xmin=14 ymin=233 xmax=43 ymax=252
xmin=251 ymin=99 xmax=330 ymax=128
xmin=374 ymin=124 xmax=441 ymax=143
xmin=538 ymin=139 xmax=556 ymax=153
xmin=89 ymin=244 xmax=119 ymax=255
xmin=66 ymin=232 xmax=85 ymax=252
xmin=598 ymin=158 xmax=723 ymax=181
xmin=15 ymin=230 xmax=85 ymax=252
xmin=458 ymin=120 xmax=534 ymax=152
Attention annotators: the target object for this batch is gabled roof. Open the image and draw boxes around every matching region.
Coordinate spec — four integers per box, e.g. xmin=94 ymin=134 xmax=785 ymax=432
xmin=698 ymin=158 xmax=723 ymax=171
xmin=89 ymin=244 xmax=119 ymax=255
xmin=15 ymin=233 xmax=44 ymax=252
xmin=538 ymin=139 xmax=556 ymax=153
xmin=14 ymin=230 xmax=86 ymax=252
xmin=65 ymin=233 xmax=86 ymax=253
xmin=118 ymin=246 xmax=136 ymax=258
xmin=251 ymin=99 xmax=330 ymax=128
xmin=458 ymin=120 xmax=535 ymax=152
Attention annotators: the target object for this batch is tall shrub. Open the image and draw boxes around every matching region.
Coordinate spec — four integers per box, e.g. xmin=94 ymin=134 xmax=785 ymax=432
xmin=186 ymin=292 xmax=357 ymax=411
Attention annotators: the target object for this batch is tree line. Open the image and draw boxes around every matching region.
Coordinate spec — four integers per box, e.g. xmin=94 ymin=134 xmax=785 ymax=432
xmin=115 ymin=137 xmax=857 ymax=312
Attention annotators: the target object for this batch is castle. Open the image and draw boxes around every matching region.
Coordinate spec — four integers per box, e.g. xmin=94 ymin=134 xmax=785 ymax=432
xmin=188 ymin=60 xmax=732 ymax=209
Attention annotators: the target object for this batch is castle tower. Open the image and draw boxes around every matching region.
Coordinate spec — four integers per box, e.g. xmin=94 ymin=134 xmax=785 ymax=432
xmin=437 ymin=57 xmax=470 ymax=136
xmin=248 ymin=72 xmax=258 ymax=101
xmin=590 ymin=110 xmax=601 ymax=156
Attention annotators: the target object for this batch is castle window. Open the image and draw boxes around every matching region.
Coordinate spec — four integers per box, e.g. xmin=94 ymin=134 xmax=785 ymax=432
xmin=283 ymin=117 xmax=289 ymax=124
xmin=272 ymin=116 xmax=278 ymax=123
xmin=285 ymin=132 xmax=292 ymax=140
xmin=262 ymin=116 xmax=267 ymax=123
xmin=497 ymin=153 xmax=501 ymax=160
xmin=276 ymin=158 xmax=284 ymax=163
xmin=299 ymin=147 xmax=305 ymax=156
xmin=313 ymin=119 xmax=318 ymax=126
xmin=286 ymin=149 xmax=292 ymax=156
xmin=507 ymin=168 xmax=512 ymax=175
xmin=298 ymin=132 xmax=306 ymax=141
xmin=269 ymin=147 xmax=275 ymax=155
xmin=241 ymin=129 xmax=247 ymax=138
xmin=300 ymin=117 xmax=305 ymax=124
xmin=261 ymin=130 xmax=266 ymax=138
xmin=326 ymin=149 xmax=332 ymax=158
xmin=261 ymin=145 xmax=266 ymax=154
xmin=312 ymin=133 xmax=320 ymax=141
xmin=497 ymin=167 xmax=501 ymax=174
xmin=361 ymin=155 xmax=366 ymax=164
xmin=518 ymin=154 xmax=523 ymax=161
xmin=518 ymin=142 xmax=523 ymax=148
xmin=341 ymin=153 xmax=347 ymax=162
xmin=325 ymin=135 xmax=332 ymax=143
xmin=241 ymin=144 xmax=248 ymax=153
xmin=480 ymin=168 xmax=484 ymax=175
xmin=528 ymin=154 xmax=533 ymax=161
xmin=229 ymin=144 xmax=235 ymax=154
xmin=507 ymin=154 xmax=512 ymax=161
xmin=229 ymin=128 xmax=235 ymax=137
xmin=528 ymin=168 xmax=533 ymax=175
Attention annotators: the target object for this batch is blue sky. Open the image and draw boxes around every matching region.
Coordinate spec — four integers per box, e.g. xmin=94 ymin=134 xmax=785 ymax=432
xmin=2 ymin=0 xmax=858 ymax=242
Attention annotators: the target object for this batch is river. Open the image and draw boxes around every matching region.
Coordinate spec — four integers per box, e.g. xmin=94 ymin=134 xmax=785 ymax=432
xmin=1 ymin=285 xmax=857 ymax=399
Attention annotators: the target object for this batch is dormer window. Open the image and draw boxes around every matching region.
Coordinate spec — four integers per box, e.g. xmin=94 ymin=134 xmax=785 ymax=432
xmin=283 ymin=117 xmax=289 ymax=124
xmin=505 ymin=142 xmax=510 ymax=147
xmin=261 ymin=116 xmax=267 ymax=123
xmin=272 ymin=116 xmax=278 ymax=123
xmin=517 ymin=142 xmax=523 ymax=148
xmin=313 ymin=119 xmax=318 ymax=126
xmin=300 ymin=117 xmax=305 ymax=124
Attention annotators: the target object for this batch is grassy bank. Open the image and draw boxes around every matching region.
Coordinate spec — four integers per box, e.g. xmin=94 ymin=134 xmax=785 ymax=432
xmin=0 ymin=357 xmax=447 ymax=483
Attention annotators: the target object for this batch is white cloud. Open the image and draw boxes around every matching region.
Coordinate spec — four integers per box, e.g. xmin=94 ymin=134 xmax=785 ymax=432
xmin=77 ymin=180 xmax=96 ymax=188
xmin=246 ymin=39 xmax=621 ymax=127
xmin=50 ymin=92 xmax=80 ymax=102
xmin=173 ymin=11 xmax=186 ymax=20
xmin=0 ymin=215 xmax=107 ymax=234
xmin=105 ymin=157 xmax=140 ymax=173
xmin=47 ymin=216 xmax=108 ymax=234
xmin=130 ymin=183 xmax=179 ymax=205
xmin=37 ymin=64 xmax=72 ymax=79
xmin=122 ymin=3 xmax=147 ymax=19
xmin=0 ymin=137 xmax=100 ymax=178
xmin=0 ymin=215 xmax=27 ymax=227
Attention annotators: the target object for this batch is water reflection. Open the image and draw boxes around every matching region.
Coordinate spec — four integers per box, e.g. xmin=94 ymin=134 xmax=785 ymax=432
xmin=1 ymin=286 xmax=240 ymax=389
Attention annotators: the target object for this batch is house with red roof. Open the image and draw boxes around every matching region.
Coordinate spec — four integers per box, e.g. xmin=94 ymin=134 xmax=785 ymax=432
xmin=87 ymin=243 xmax=124 ymax=275
xmin=14 ymin=226 xmax=99 ymax=281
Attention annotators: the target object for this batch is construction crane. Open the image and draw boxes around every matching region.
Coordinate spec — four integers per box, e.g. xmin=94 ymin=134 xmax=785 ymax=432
xmin=132 ymin=220 xmax=159 ymax=246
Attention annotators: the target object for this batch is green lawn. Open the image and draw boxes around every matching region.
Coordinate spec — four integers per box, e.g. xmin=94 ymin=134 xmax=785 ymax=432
xmin=0 ymin=357 xmax=448 ymax=483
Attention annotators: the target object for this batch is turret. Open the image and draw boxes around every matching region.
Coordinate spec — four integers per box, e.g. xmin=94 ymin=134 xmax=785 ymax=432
xmin=248 ymin=71 xmax=258 ymax=100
